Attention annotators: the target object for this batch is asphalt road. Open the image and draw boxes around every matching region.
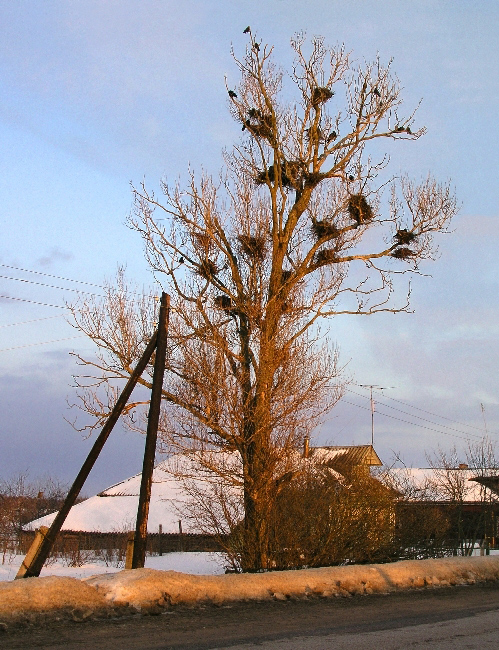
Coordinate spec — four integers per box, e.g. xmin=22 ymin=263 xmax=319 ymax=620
xmin=3 ymin=582 xmax=499 ymax=650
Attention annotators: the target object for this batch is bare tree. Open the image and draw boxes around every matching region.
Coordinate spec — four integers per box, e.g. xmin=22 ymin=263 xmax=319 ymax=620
xmin=425 ymin=440 xmax=499 ymax=555
xmin=70 ymin=31 xmax=458 ymax=571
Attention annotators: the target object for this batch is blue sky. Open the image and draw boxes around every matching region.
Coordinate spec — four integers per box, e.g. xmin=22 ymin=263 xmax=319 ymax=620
xmin=0 ymin=0 xmax=498 ymax=493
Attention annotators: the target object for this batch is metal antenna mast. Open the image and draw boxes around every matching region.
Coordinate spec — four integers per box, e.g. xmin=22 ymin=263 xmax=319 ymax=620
xmin=359 ymin=384 xmax=393 ymax=446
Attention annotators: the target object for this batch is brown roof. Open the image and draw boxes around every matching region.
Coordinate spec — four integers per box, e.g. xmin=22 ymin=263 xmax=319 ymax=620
xmin=309 ymin=445 xmax=383 ymax=467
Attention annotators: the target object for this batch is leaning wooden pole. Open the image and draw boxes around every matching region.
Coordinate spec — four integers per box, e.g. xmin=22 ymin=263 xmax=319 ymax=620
xmin=132 ymin=292 xmax=170 ymax=569
xmin=18 ymin=331 xmax=159 ymax=578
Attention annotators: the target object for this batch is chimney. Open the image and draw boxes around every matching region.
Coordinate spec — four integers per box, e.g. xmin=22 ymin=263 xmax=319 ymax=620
xmin=303 ymin=435 xmax=310 ymax=459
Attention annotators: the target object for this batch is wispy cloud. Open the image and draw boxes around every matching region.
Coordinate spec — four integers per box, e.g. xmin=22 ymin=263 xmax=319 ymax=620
xmin=36 ymin=247 xmax=73 ymax=267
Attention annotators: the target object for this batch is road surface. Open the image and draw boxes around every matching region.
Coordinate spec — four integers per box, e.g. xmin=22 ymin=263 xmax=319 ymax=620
xmin=2 ymin=582 xmax=499 ymax=649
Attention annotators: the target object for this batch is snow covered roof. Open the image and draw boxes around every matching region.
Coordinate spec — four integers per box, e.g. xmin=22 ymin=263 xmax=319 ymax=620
xmin=387 ymin=467 xmax=499 ymax=503
xmin=24 ymin=445 xmax=382 ymax=534
xmin=308 ymin=445 xmax=383 ymax=467
xmin=25 ymin=459 xmax=199 ymax=534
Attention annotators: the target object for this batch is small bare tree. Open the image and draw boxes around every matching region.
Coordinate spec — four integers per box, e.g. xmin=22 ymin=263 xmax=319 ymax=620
xmin=425 ymin=440 xmax=499 ymax=555
xmin=70 ymin=31 xmax=457 ymax=571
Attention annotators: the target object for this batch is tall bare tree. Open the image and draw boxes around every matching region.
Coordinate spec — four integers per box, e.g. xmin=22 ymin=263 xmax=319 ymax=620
xmin=71 ymin=31 xmax=458 ymax=571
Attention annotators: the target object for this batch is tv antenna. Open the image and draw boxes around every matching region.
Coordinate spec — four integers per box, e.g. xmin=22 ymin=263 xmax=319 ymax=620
xmin=358 ymin=384 xmax=394 ymax=446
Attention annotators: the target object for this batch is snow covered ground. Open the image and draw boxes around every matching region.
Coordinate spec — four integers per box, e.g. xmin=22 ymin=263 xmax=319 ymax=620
xmin=0 ymin=551 xmax=226 ymax=582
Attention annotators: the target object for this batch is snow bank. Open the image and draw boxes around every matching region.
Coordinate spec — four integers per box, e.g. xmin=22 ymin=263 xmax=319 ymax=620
xmin=86 ymin=556 xmax=499 ymax=610
xmin=2 ymin=556 xmax=499 ymax=625
xmin=0 ymin=576 xmax=109 ymax=625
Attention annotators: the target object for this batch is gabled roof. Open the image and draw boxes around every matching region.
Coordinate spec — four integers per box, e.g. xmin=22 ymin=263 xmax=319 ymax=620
xmin=309 ymin=445 xmax=383 ymax=467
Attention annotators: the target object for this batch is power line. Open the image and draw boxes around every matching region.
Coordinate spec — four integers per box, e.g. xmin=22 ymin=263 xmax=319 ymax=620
xmin=0 ymin=274 xmax=104 ymax=297
xmin=349 ymin=386 xmax=494 ymax=437
xmin=0 ymin=263 xmax=157 ymax=300
xmin=0 ymin=295 xmax=67 ymax=308
xmin=0 ymin=315 xmax=63 ymax=328
xmin=377 ymin=390 xmax=491 ymax=435
xmin=0 ymin=335 xmax=85 ymax=352
xmin=342 ymin=399 xmax=487 ymax=444
xmin=0 ymin=263 xmax=105 ymax=289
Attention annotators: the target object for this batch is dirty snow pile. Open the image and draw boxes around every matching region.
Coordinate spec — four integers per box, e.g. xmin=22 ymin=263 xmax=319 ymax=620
xmin=1 ymin=556 xmax=499 ymax=625
xmin=84 ymin=556 xmax=499 ymax=610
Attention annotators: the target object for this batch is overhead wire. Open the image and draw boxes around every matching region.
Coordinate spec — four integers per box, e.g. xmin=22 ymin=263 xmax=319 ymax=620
xmin=347 ymin=387 xmax=496 ymax=438
xmin=0 ymin=295 xmax=67 ymax=308
xmin=374 ymin=390 xmax=492 ymax=435
xmin=0 ymin=274 xmax=104 ymax=297
xmin=0 ymin=315 xmax=63 ymax=328
xmin=341 ymin=399 xmax=486 ymax=444
xmin=0 ymin=263 xmax=105 ymax=288
xmin=0 ymin=336 xmax=85 ymax=352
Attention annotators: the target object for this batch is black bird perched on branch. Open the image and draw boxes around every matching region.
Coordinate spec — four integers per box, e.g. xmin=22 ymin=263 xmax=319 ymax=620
xmin=228 ymin=90 xmax=237 ymax=99
xmin=326 ymin=130 xmax=337 ymax=143
xmin=254 ymin=42 xmax=260 ymax=52
xmin=179 ymin=256 xmax=184 ymax=264
xmin=348 ymin=174 xmax=355 ymax=181
xmin=373 ymin=87 xmax=381 ymax=97
xmin=243 ymin=26 xmax=250 ymax=33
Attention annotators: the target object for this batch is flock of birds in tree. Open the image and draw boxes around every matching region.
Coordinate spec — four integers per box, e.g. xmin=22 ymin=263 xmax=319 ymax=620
xmin=188 ymin=27 xmax=418 ymax=296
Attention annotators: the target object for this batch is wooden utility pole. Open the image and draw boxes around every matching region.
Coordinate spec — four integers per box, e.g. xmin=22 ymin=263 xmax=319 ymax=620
xmin=18 ymin=330 xmax=159 ymax=578
xmin=131 ymin=292 xmax=170 ymax=568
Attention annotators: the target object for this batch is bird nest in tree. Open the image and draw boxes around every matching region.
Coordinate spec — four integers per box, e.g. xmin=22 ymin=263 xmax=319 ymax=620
xmin=311 ymin=86 xmax=334 ymax=106
xmin=311 ymin=220 xmax=340 ymax=240
xmin=347 ymin=194 xmax=374 ymax=226
xmin=255 ymin=165 xmax=292 ymax=188
xmin=391 ymin=247 xmax=414 ymax=259
xmin=196 ymin=259 xmax=218 ymax=279
xmin=284 ymin=161 xmax=302 ymax=186
xmin=316 ymin=248 xmax=339 ymax=265
xmin=237 ymin=234 xmax=266 ymax=259
xmin=214 ymin=294 xmax=233 ymax=310
xmin=193 ymin=232 xmax=212 ymax=251
xmin=242 ymin=108 xmax=273 ymax=140
xmin=394 ymin=229 xmax=416 ymax=245
xmin=304 ymin=171 xmax=322 ymax=187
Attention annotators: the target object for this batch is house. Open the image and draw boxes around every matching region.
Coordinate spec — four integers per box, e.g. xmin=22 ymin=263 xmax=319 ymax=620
xmin=25 ymin=444 xmax=385 ymax=536
xmin=388 ymin=466 xmax=499 ymax=551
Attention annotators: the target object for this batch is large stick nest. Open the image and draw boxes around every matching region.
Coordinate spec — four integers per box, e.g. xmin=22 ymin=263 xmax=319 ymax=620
xmin=196 ymin=259 xmax=218 ymax=279
xmin=315 ymin=248 xmax=339 ymax=265
xmin=391 ymin=247 xmax=414 ymax=259
xmin=394 ymin=229 xmax=417 ymax=246
xmin=311 ymin=220 xmax=341 ymax=240
xmin=242 ymin=108 xmax=274 ymax=140
xmin=311 ymin=86 xmax=334 ymax=106
xmin=237 ymin=234 xmax=267 ymax=259
xmin=347 ymin=194 xmax=374 ymax=226
xmin=255 ymin=164 xmax=292 ymax=188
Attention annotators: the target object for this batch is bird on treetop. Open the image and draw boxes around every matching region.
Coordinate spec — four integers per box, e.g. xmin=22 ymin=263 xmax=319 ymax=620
xmin=243 ymin=26 xmax=250 ymax=33
xmin=254 ymin=42 xmax=260 ymax=52
xmin=228 ymin=90 xmax=237 ymax=99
